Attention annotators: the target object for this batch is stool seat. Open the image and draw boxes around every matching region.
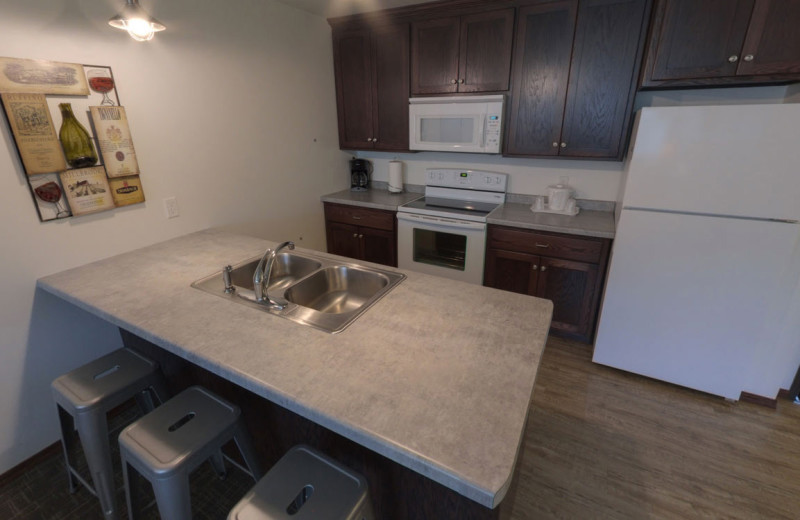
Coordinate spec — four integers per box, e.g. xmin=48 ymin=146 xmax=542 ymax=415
xmin=51 ymin=347 xmax=168 ymax=520
xmin=228 ymin=445 xmax=373 ymax=520
xmin=120 ymin=385 xmax=263 ymax=520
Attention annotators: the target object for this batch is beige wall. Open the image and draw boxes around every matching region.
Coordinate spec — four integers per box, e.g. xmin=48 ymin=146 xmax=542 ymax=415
xmin=0 ymin=0 xmax=348 ymax=473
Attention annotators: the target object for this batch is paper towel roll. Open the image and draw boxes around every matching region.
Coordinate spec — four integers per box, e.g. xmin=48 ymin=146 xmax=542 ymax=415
xmin=388 ymin=160 xmax=404 ymax=193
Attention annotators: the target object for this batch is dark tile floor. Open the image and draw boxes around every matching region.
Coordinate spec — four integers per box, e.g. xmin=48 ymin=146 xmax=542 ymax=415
xmin=0 ymin=406 xmax=254 ymax=519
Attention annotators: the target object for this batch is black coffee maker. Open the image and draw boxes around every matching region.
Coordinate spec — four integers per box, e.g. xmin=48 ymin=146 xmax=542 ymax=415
xmin=350 ymin=158 xmax=371 ymax=192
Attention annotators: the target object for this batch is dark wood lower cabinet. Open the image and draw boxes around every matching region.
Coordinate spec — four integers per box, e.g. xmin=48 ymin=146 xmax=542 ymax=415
xmin=484 ymin=225 xmax=610 ymax=342
xmin=121 ymin=329 xmax=503 ymax=520
xmin=324 ymin=202 xmax=397 ymax=267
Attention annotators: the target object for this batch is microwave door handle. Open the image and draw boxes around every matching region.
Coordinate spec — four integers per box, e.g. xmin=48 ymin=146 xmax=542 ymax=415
xmin=479 ymin=114 xmax=487 ymax=148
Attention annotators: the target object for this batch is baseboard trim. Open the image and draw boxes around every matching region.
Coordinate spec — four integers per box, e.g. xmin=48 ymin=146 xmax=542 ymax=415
xmin=739 ymin=391 xmax=778 ymax=409
xmin=0 ymin=441 xmax=61 ymax=489
xmin=778 ymin=388 xmax=793 ymax=400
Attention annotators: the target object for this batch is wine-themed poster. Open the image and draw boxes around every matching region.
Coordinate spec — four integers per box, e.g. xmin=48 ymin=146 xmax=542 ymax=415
xmin=60 ymin=167 xmax=115 ymax=216
xmin=29 ymin=173 xmax=70 ymax=221
xmin=0 ymin=56 xmax=145 ymax=221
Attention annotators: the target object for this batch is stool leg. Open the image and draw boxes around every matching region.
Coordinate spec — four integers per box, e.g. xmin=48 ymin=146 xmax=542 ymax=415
xmin=152 ymin=474 xmax=192 ymax=520
xmin=55 ymin=404 xmax=79 ymax=494
xmin=233 ymin=423 xmax=263 ymax=481
xmin=151 ymin=374 xmax=170 ymax=406
xmin=121 ymin=456 xmax=141 ymax=520
xmin=209 ymin=449 xmax=227 ymax=479
xmin=75 ymin=410 xmax=118 ymax=520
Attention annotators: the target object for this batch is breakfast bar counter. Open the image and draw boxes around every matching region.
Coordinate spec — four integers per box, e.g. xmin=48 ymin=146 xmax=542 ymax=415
xmin=36 ymin=229 xmax=552 ymax=515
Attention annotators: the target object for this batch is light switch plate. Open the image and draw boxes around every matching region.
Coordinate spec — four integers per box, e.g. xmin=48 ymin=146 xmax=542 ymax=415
xmin=163 ymin=197 xmax=179 ymax=219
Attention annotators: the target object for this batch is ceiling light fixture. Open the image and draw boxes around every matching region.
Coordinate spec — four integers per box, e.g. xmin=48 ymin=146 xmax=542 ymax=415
xmin=108 ymin=0 xmax=165 ymax=42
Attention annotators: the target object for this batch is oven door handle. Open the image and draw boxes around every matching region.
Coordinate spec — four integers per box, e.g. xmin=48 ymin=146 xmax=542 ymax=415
xmin=397 ymin=212 xmax=486 ymax=231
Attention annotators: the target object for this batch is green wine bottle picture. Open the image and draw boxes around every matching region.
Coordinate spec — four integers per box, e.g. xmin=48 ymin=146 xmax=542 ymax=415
xmin=58 ymin=103 xmax=98 ymax=169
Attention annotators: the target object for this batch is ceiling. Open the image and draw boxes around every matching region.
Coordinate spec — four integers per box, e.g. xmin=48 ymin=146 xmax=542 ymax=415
xmin=275 ymin=0 xmax=439 ymax=18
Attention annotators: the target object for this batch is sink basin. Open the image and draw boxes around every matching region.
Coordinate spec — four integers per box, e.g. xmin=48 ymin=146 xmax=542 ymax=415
xmin=228 ymin=253 xmax=321 ymax=293
xmin=191 ymin=250 xmax=404 ymax=333
xmin=285 ymin=266 xmax=389 ymax=314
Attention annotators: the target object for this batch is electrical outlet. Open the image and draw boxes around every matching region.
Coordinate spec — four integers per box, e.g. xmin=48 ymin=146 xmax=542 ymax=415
xmin=163 ymin=197 xmax=179 ymax=219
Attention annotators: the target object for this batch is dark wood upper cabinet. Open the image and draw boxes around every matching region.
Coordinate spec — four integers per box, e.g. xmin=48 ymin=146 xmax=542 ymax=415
xmin=333 ymin=24 xmax=409 ymax=151
xmin=506 ymin=0 xmax=649 ymax=159
xmin=506 ymin=2 xmax=576 ymax=156
xmin=411 ymin=8 xmax=515 ymax=95
xmin=562 ymin=0 xmax=650 ymax=158
xmin=641 ymin=0 xmax=800 ymax=88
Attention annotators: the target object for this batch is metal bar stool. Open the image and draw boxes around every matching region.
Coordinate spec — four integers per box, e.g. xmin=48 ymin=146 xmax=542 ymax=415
xmin=119 ymin=385 xmax=263 ymax=519
xmin=51 ymin=347 xmax=169 ymax=520
xmin=228 ymin=445 xmax=375 ymax=520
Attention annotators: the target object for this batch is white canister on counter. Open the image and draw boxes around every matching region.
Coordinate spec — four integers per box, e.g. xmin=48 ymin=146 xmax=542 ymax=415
xmin=547 ymin=183 xmax=573 ymax=211
xmin=388 ymin=160 xmax=404 ymax=193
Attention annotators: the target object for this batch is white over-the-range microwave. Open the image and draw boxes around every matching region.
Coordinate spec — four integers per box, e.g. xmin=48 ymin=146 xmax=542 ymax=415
xmin=408 ymin=95 xmax=504 ymax=154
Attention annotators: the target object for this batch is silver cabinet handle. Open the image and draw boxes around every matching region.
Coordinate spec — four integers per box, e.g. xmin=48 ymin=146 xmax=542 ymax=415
xmin=535 ymin=243 xmax=550 ymax=248
xmin=541 ymin=265 xmax=547 ymax=272
xmin=458 ymin=79 xmax=464 ymax=84
xmin=352 ymin=233 xmax=358 ymax=238
xmin=552 ymin=142 xmax=559 ymax=148
xmin=728 ymin=55 xmax=739 ymax=63
xmin=372 ymin=138 xmax=378 ymax=143
xmin=560 ymin=142 xmax=567 ymax=148
xmin=532 ymin=265 xmax=538 ymax=271
xmin=366 ymin=138 xmax=373 ymax=142
xmin=352 ymin=215 xmax=361 ymax=220
xmin=451 ymin=79 xmax=457 ymax=84
xmin=743 ymin=54 xmax=754 ymax=62
xmin=358 ymin=234 xmax=364 ymax=239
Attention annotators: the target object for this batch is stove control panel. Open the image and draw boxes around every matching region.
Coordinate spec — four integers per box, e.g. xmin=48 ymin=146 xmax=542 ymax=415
xmin=426 ymin=169 xmax=508 ymax=192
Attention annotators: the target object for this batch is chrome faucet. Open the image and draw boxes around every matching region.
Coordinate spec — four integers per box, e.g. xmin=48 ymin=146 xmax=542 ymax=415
xmin=253 ymin=241 xmax=295 ymax=309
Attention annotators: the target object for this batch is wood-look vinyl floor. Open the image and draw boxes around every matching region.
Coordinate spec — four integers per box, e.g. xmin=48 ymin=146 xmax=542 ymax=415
xmin=3 ymin=336 xmax=800 ymax=518
xmin=506 ymin=336 xmax=800 ymax=520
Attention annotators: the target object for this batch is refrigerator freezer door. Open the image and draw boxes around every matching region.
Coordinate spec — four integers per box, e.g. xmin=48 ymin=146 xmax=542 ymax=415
xmin=622 ymin=104 xmax=800 ymax=221
xmin=593 ymin=209 xmax=800 ymax=399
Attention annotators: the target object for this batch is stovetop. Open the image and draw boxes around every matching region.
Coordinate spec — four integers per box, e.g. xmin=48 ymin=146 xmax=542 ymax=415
xmin=398 ymin=168 xmax=508 ymax=222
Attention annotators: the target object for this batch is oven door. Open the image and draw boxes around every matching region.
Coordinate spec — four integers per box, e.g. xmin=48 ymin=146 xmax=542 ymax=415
xmin=397 ymin=212 xmax=487 ymax=284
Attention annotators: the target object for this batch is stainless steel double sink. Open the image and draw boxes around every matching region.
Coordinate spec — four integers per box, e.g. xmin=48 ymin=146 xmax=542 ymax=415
xmin=192 ymin=251 xmax=405 ymax=333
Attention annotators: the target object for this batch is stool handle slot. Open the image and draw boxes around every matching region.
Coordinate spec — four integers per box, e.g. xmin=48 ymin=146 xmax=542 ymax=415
xmin=286 ymin=484 xmax=314 ymax=515
xmin=93 ymin=365 xmax=121 ymax=380
xmin=168 ymin=412 xmax=196 ymax=432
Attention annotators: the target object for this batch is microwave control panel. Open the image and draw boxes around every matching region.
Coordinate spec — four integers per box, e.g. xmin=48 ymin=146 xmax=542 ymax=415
xmin=426 ymin=169 xmax=508 ymax=192
xmin=485 ymin=113 xmax=502 ymax=152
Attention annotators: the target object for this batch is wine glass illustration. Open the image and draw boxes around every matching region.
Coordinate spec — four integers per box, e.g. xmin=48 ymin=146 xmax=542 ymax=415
xmin=34 ymin=181 xmax=69 ymax=218
xmin=87 ymin=69 xmax=116 ymax=106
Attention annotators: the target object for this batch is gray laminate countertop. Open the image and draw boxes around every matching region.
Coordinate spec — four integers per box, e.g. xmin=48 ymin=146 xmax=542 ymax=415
xmin=321 ymin=187 xmax=422 ymax=211
xmin=36 ymin=229 xmax=552 ymax=509
xmin=488 ymin=203 xmax=616 ymax=239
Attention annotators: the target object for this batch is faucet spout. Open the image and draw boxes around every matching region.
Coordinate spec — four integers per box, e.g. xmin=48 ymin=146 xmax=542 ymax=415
xmin=253 ymin=241 xmax=295 ymax=309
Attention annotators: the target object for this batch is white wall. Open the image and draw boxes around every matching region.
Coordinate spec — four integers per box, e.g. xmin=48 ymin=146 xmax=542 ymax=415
xmin=360 ymin=85 xmax=790 ymax=201
xmin=0 ymin=0 xmax=349 ymax=473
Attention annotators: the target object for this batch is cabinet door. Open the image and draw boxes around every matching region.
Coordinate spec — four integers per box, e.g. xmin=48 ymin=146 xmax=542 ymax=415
xmin=327 ymin=222 xmax=362 ymax=261
xmin=411 ymin=17 xmax=461 ymax=94
xmin=458 ymin=9 xmax=515 ymax=93
xmin=361 ymin=227 xmax=397 ymax=267
xmin=649 ymin=0 xmax=755 ymax=81
xmin=737 ymin=0 xmax=800 ymax=76
xmin=333 ymin=29 xmax=375 ymax=149
xmin=505 ymin=2 xmax=577 ymax=156
xmin=372 ymin=24 xmax=410 ymax=151
xmin=560 ymin=0 xmax=648 ymax=158
xmin=536 ymin=257 xmax=599 ymax=341
xmin=483 ymin=249 xmax=539 ymax=295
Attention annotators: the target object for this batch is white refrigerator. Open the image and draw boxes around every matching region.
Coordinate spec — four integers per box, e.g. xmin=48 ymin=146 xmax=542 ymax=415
xmin=593 ymin=104 xmax=800 ymax=400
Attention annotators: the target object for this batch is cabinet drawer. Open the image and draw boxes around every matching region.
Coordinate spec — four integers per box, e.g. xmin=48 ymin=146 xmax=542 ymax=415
xmin=324 ymin=203 xmax=395 ymax=231
xmin=488 ymin=226 xmax=604 ymax=263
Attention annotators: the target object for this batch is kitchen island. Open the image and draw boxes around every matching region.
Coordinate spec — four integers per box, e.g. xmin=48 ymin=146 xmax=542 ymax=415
xmin=36 ymin=229 xmax=552 ymax=518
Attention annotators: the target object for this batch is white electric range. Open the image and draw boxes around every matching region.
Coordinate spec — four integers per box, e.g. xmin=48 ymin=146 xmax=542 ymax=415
xmin=397 ymin=168 xmax=507 ymax=284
